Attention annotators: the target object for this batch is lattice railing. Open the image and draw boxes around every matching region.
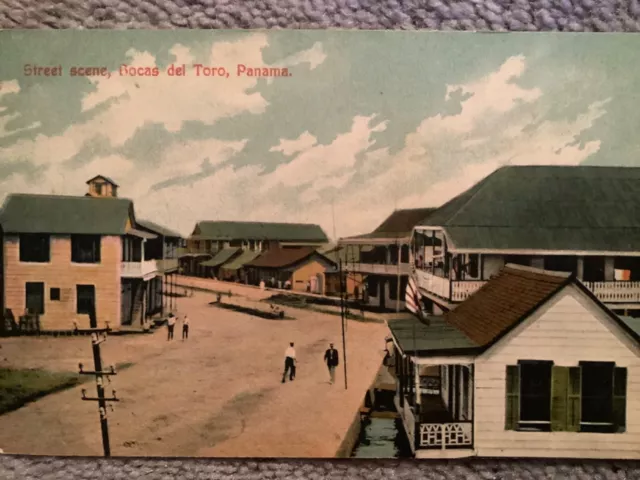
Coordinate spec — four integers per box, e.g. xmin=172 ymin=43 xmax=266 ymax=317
xmin=419 ymin=422 xmax=473 ymax=449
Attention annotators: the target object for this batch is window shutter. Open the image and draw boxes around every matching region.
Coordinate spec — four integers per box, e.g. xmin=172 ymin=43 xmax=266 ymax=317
xmin=567 ymin=367 xmax=582 ymax=432
xmin=551 ymin=366 xmax=569 ymax=432
xmin=505 ymin=365 xmax=520 ymax=430
xmin=613 ymin=367 xmax=627 ymax=433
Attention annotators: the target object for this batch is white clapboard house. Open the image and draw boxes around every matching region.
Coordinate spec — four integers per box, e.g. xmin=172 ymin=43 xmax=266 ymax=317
xmin=390 ymin=264 xmax=640 ymax=459
xmin=411 ymin=165 xmax=640 ymax=317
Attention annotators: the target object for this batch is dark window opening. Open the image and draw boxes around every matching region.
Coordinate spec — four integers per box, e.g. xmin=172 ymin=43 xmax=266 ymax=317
xmin=76 ymin=285 xmax=96 ymax=315
xmin=50 ymin=288 xmax=60 ymax=301
xmin=544 ymin=256 xmax=578 ymax=275
xmin=389 ymin=278 xmax=398 ymax=300
xmin=25 ymin=282 xmax=45 ymax=315
xmin=400 ymin=245 xmax=410 ymax=263
xmin=583 ymin=256 xmax=605 ymax=282
xmin=71 ymin=235 xmax=101 ymax=263
xmin=19 ymin=234 xmax=50 ymax=263
xmin=367 ymin=277 xmax=379 ymax=297
xmin=468 ymin=254 xmax=479 ymax=278
xmin=519 ymin=361 xmax=553 ymax=431
xmin=504 ymin=255 xmax=531 ymax=267
xmin=581 ymin=361 xmax=614 ymax=426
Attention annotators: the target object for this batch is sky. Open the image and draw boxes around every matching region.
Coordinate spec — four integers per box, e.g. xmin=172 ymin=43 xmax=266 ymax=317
xmin=0 ymin=31 xmax=639 ymax=240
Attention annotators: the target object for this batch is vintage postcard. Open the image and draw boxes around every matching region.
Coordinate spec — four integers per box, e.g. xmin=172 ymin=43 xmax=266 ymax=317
xmin=0 ymin=30 xmax=639 ymax=461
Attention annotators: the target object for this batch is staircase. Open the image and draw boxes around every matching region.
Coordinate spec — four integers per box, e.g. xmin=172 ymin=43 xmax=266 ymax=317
xmin=131 ymin=281 xmax=146 ymax=328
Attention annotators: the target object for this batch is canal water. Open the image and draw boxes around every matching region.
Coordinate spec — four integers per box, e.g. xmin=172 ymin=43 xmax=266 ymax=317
xmin=350 ymin=416 xmax=413 ymax=458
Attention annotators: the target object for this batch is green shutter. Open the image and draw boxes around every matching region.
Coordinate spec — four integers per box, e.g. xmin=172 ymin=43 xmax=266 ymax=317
xmin=551 ymin=366 xmax=569 ymax=432
xmin=613 ymin=367 xmax=627 ymax=433
xmin=567 ymin=367 xmax=582 ymax=432
xmin=505 ymin=365 xmax=520 ymax=430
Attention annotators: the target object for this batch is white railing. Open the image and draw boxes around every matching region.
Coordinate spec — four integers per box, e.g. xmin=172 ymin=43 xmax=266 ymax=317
xmin=583 ymin=281 xmax=640 ymax=303
xmin=345 ymin=262 xmax=411 ymax=275
xmin=121 ymin=260 xmax=159 ymax=278
xmin=415 ymin=270 xmax=450 ymax=299
xmin=419 ymin=422 xmax=473 ymax=449
xmin=451 ymin=281 xmax=486 ymax=302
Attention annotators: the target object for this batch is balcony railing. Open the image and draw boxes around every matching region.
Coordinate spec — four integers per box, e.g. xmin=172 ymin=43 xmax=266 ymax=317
xmin=121 ymin=260 xmax=160 ymax=278
xmin=345 ymin=262 xmax=411 ymax=276
xmin=419 ymin=422 xmax=473 ymax=449
xmin=416 ymin=269 xmax=640 ymax=305
xmin=582 ymin=281 xmax=640 ymax=303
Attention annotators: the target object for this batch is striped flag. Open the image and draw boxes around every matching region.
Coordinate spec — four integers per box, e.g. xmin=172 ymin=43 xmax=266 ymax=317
xmin=405 ymin=275 xmax=422 ymax=316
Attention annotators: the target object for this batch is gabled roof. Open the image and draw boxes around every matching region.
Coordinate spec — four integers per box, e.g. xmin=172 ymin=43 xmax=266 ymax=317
xmin=418 ymin=165 xmax=640 ymax=252
xmin=220 ymin=249 xmax=262 ymax=271
xmin=393 ymin=264 xmax=640 ymax=357
xmin=86 ymin=175 xmax=119 ymax=187
xmin=445 ymin=264 xmax=570 ymax=348
xmin=0 ymin=193 xmax=132 ymax=235
xmin=192 ymin=221 xmax=328 ymax=243
xmin=340 ymin=208 xmax=436 ymax=244
xmin=200 ymin=247 xmax=240 ymax=267
xmin=136 ymin=219 xmax=182 ymax=239
xmin=245 ymin=247 xmax=335 ymax=269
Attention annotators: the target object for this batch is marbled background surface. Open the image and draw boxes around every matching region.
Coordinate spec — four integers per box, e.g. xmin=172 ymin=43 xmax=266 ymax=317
xmin=2 ymin=0 xmax=640 ymax=478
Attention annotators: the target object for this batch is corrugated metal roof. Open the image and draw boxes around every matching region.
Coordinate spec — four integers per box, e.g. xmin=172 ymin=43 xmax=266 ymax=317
xmin=419 ymin=166 xmax=640 ymax=252
xmin=0 ymin=194 xmax=131 ymax=235
xmin=387 ymin=316 xmax=477 ymax=354
xmin=340 ymin=208 xmax=435 ymax=244
xmin=619 ymin=316 xmax=640 ymax=338
xmin=193 ymin=221 xmax=328 ymax=242
xmin=137 ymin=219 xmax=182 ymax=238
xmin=220 ymin=249 xmax=261 ymax=270
xmin=200 ymin=247 xmax=240 ymax=267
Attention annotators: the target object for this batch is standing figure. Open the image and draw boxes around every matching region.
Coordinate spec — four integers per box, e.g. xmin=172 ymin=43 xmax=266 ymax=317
xmin=324 ymin=343 xmax=339 ymax=385
xmin=182 ymin=315 xmax=189 ymax=340
xmin=167 ymin=314 xmax=176 ymax=341
xmin=282 ymin=342 xmax=296 ymax=383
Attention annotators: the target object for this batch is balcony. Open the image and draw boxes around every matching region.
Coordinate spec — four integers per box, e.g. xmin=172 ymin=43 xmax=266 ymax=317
xmin=582 ymin=281 xmax=640 ymax=303
xmin=121 ymin=260 xmax=160 ymax=279
xmin=157 ymin=258 xmax=179 ymax=273
xmin=345 ymin=261 xmax=411 ymax=276
xmin=416 ymin=269 xmax=640 ymax=305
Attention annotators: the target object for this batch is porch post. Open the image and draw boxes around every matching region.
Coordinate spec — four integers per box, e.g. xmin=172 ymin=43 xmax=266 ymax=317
xmin=414 ymin=362 xmax=421 ymax=409
xmin=577 ymin=256 xmax=584 ymax=281
xmin=396 ymin=243 xmax=402 ymax=313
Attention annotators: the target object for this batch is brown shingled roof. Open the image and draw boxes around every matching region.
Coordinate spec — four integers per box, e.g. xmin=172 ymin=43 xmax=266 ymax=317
xmin=245 ymin=247 xmax=335 ymax=269
xmin=445 ymin=264 xmax=571 ymax=347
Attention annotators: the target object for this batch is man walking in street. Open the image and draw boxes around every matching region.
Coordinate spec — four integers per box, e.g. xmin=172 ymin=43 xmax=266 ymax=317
xmin=282 ymin=342 xmax=296 ymax=383
xmin=182 ymin=315 xmax=189 ymax=340
xmin=324 ymin=343 xmax=339 ymax=385
xmin=167 ymin=314 xmax=176 ymax=341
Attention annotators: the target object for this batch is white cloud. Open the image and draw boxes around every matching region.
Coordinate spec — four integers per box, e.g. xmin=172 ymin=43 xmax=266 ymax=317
xmin=0 ymin=80 xmax=41 ymax=138
xmin=269 ymin=131 xmax=317 ymax=156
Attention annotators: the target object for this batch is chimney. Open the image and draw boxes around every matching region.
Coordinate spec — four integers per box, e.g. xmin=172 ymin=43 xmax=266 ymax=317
xmin=86 ymin=175 xmax=119 ymax=198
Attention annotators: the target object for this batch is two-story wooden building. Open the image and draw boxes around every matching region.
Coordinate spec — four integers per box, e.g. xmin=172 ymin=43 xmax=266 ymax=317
xmin=338 ymin=208 xmax=434 ymax=311
xmin=390 ymin=264 xmax=640 ymax=459
xmin=0 ymin=176 xmax=182 ymax=332
xmin=181 ymin=220 xmax=329 ymax=278
xmin=411 ymin=165 xmax=640 ymax=317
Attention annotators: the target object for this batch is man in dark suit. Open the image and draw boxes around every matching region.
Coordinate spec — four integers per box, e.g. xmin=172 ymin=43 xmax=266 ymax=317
xmin=324 ymin=343 xmax=339 ymax=385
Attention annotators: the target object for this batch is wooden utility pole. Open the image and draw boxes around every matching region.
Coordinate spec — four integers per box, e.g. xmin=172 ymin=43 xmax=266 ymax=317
xmin=77 ymin=308 xmax=120 ymax=457
xmin=339 ymin=259 xmax=348 ymax=390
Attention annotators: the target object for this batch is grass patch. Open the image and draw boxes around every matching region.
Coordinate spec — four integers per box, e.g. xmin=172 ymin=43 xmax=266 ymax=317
xmin=0 ymin=362 xmax=135 ymax=415
xmin=0 ymin=368 xmax=82 ymax=415
xmin=265 ymin=295 xmax=383 ymax=323
xmin=209 ymin=301 xmax=294 ymax=320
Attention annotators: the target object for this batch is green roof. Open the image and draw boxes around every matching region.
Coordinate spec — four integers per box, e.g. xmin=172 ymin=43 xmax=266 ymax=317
xmin=387 ymin=316 xmax=478 ymax=355
xmin=220 ymin=249 xmax=261 ymax=270
xmin=136 ymin=219 xmax=182 ymax=238
xmin=193 ymin=221 xmax=328 ymax=243
xmin=0 ymin=194 xmax=132 ymax=235
xmin=419 ymin=165 xmax=640 ymax=252
xmin=619 ymin=316 xmax=640 ymax=338
xmin=200 ymin=247 xmax=240 ymax=267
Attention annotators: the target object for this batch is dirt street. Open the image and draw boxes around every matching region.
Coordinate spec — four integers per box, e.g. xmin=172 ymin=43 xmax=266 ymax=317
xmin=0 ymin=286 xmax=388 ymax=457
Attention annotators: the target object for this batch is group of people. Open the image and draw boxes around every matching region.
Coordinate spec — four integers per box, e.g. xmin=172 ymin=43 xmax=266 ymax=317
xmin=281 ymin=342 xmax=340 ymax=384
xmin=166 ymin=313 xmax=189 ymax=341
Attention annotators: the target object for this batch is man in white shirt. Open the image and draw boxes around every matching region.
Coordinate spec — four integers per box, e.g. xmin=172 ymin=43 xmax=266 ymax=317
xmin=182 ymin=315 xmax=189 ymax=340
xmin=282 ymin=342 xmax=296 ymax=383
